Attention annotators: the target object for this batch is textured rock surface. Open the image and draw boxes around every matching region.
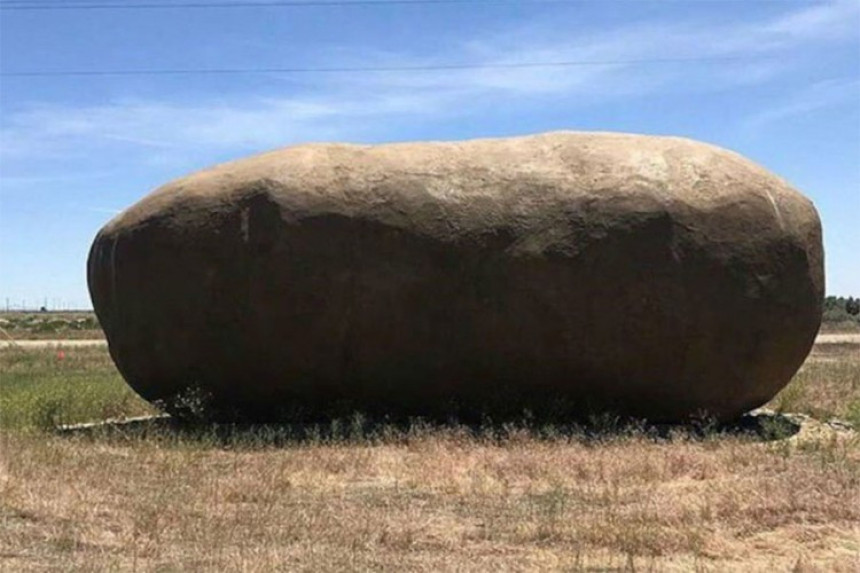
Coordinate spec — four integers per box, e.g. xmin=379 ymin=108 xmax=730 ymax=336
xmin=87 ymin=132 xmax=824 ymax=422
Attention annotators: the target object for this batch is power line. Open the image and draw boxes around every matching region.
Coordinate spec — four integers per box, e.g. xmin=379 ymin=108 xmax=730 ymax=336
xmin=0 ymin=55 xmax=766 ymax=78
xmin=0 ymin=0 xmax=818 ymax=10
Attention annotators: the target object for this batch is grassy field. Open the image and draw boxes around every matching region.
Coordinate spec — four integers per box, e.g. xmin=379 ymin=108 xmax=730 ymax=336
xmin=0 ymin=346 xmax=154 ymax=430
xmin=0 ymin=312 xmax=105 ymax=341
xmin=1 ymin=342 xmax=858 ymax=571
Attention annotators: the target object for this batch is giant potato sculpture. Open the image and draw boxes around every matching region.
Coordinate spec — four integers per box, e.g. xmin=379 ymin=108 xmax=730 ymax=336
xmin=88 ymin=132 xmax=824 ymax=422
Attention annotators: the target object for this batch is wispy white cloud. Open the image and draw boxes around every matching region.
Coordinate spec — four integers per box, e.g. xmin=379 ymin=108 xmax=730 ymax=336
xmin=1 ymin=0 xmax=857 ymax=162
xmin=743 ymin=77 xmax=860 ymax=133
xmin=0 ymin=170 xmax=119 ymax=189
xmin=762 ymin=0 xmax=860 ymax=42
xmin=0 ymin=92 xmax=441 ymax=162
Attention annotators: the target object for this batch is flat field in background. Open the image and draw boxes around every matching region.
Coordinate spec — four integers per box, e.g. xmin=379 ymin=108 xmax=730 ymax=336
xmin=0 ymin=312 xmax=104 ymax=341
xmin=1 ymin=338 xmax=858 ymax=571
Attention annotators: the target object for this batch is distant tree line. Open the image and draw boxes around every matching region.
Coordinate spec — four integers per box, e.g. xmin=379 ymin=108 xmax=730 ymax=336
xmin=823 ymin=296 xmax=860 ymax=326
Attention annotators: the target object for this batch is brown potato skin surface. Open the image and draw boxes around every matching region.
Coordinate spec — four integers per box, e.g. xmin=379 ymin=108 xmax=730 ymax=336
xmin=88 ymin=132 xmax=824 ymax=422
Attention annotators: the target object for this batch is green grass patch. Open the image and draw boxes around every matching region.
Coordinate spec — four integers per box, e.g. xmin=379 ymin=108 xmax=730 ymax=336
xmin=0 ymin=346 xmax=155 ymax=430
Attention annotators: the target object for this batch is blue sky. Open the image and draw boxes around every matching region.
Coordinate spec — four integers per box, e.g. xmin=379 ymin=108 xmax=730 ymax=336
xmin=1 ymin=0 xmax=858 ymax=309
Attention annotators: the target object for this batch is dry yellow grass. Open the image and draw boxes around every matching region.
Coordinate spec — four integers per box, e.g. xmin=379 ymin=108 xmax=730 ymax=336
xmin=1 ymin=343 xmax=858 ymax=572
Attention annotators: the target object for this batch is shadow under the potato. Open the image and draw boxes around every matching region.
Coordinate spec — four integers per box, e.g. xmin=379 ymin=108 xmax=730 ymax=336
xmin=54 ymin=410 xmax=803 ymax=447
